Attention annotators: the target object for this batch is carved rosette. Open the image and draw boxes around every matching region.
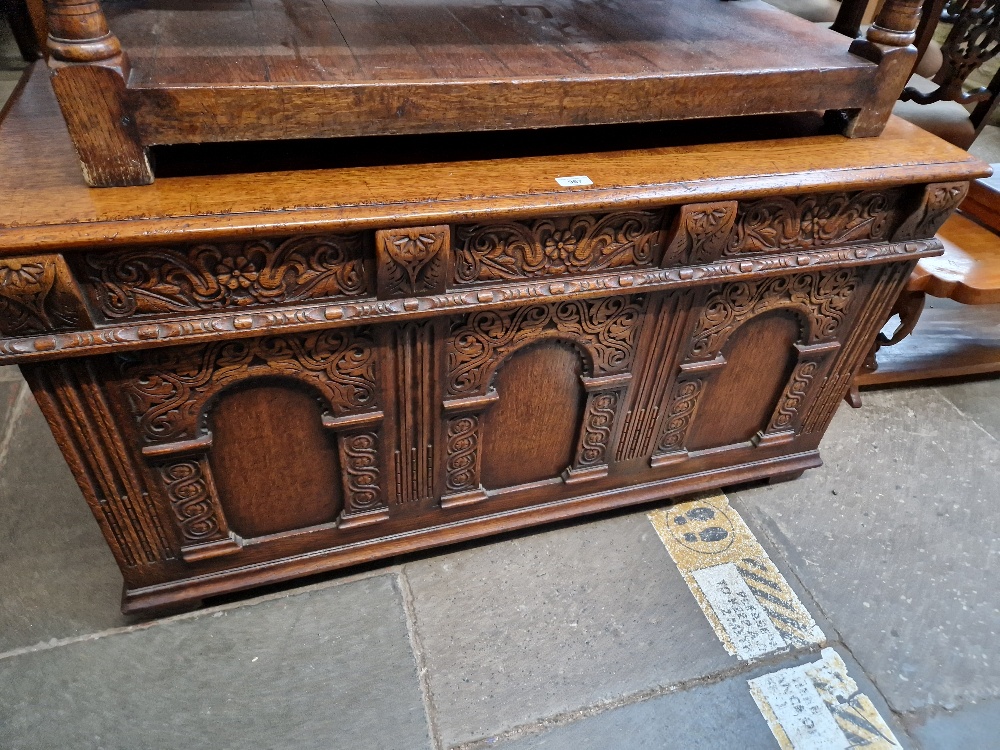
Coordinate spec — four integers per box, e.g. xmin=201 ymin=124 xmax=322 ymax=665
xmin=453 ymin=211 xmax=663 ymax=284
xmin=661 ymin=202 xmax=738 ymax=266
xmin=0 ymin=255 xmax=93 ymax=336
xmin=375 ymin=225 xmax=449 ymax=298
xmin=79 ymin=234 xmax=370 ymax=321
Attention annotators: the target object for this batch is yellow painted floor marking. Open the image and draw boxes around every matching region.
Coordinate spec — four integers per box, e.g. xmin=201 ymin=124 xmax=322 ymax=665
xmin=749 ymin=648 xmax=902 ymax=750
xmin=648 ymin=493 xmax=824 ymax=660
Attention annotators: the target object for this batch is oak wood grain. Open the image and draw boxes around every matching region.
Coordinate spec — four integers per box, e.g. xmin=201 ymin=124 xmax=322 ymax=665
xmin=0 ymin=65 xmax=989 ymax=253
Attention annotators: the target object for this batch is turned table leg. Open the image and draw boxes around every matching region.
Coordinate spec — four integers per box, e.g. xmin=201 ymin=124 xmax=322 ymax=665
xmin=840 ymin=0 xmax=924 ymax=138
xmin=44 ymin=0 xmax=153 ymax=187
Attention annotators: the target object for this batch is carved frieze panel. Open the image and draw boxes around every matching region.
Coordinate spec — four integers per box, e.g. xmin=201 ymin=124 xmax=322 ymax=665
xmin=893 ymin=182 xmax=970 ymax=241
xmin=375 ymin=225 xmax=450 ymax=298
xmin=687 ymin=268 xmax=861 ymax=361
xmin=727 ymin=191 xmax=902 ymax=254
xmin=119 ymin=327 xmax=378 ymax=445
xmin=0 ymin=255 xmax=93 ymax=336
xmin=446 ymin=296 xmax=645 ymax=396
xmin=453 ymin=211 xmax=663 ymax=284
xmin=78 ymin=234 xmax=370 ymax=320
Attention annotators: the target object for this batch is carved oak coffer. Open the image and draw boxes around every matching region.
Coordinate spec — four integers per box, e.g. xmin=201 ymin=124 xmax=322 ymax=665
xmin=0 ymin=180 xmax=971 ymax=614
xmin=2 ymin=73 xmax=988 ymax=613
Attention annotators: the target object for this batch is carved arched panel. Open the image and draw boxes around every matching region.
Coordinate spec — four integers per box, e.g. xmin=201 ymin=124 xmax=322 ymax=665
xmin=480 ymin=342 xmax=585 ymax=490
xmin=208 ymin=381 xmax=343 ymax=538
xmin=686 ymin=311 xmax=800 ymax=452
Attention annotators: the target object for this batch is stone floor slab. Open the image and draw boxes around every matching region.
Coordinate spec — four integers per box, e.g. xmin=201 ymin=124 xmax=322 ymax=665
xmin=0 ymin=574 xmax=431 ymax=750
xmin=0 ymin=393 xmax=133 ymax=651
xmin=934 ymin=376 xmax=1000 ymax=443
xmin=495 ymin=647 xmax=911 ymax=750
xmin=403 ymin=512 xmax=755 ymax=748
xmin=731 ymin=386 xmax=1000 ymax=715
xmin=493 ymin=667 xmax=780 ymax=750
xmin=906 ymin=698 xmax=1000 ymax=750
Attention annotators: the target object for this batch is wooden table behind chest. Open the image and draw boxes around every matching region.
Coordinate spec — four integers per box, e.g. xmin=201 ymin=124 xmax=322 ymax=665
xmin=0 ymin=74 xmax=986 ymax=613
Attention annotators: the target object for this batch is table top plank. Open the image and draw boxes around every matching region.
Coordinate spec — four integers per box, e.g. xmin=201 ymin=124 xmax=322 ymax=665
xmin=0 ymin=64 xmax=989 ymax=254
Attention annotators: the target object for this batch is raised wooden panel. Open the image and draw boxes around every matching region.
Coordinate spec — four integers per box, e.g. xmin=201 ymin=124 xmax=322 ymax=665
xmin=686 ymin=312 xmax=800 ymax=452
xmin=480 ymin=343 xmax=584 ymax=490
xmin=208 ymin=382 xmax=342 ymax=538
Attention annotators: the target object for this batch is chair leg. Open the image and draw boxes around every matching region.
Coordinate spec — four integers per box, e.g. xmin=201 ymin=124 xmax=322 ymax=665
xmin=847 ymin=288 xmax=927 ymax=408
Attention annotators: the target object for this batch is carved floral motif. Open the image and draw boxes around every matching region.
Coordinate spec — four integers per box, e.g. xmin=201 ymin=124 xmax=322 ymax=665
xmin=661 ymin=202 xmax=738 ymax=266
xmin=454 ymin=211 xmax=662 ymax=283
xmin=0 ymin=255 xmax=90 ymax=336
xmin=447 ymin=296 xmax=644 ymax=396
xmin=728 ymin=192 xmax=900 ymax=254
xmin=893 ymin=182 xmax=970 ymax=241
xmin=120 ymin=328 xmax=378 ymax=445
xmin=376 ymin=226 xmax=449 ymax=297
xmin=81 ymin=234 xmax=369 ymax=319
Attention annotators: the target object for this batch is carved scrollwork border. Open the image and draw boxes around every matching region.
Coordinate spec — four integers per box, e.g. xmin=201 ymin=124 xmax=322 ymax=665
xmin=119 ymin=327 xmax=379 ymax=446
xmin=445 ymin=295 xmax=646 ymax=397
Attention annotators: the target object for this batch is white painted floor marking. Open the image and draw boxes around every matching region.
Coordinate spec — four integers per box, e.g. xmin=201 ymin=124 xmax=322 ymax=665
xmin=749 ymin=648 xmax=902 ymax=750
xmin=649 ymin=493 xmax=824 ymax=660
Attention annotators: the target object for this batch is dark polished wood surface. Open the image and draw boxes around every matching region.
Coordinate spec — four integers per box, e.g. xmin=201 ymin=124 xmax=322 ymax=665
xmin=0 ymin=65 xmax=986 ymax=615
